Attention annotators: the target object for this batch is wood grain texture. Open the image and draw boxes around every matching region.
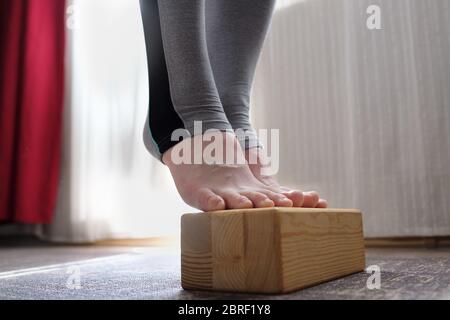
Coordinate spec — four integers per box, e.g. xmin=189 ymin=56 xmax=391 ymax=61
xmin=211 ymin=212 xmax=246 ymax=291
xmin=181 ymin=208 xmax=365 ymax=294
xmin=181 ymin=213 xmax=213 ymax=290
xmin=278 ymin=209 xmax=365 ymax=292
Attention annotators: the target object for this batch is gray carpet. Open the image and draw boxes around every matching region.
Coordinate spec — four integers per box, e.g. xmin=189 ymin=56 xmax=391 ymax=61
xmin=0 ymin=241 xmax=449 ymax=300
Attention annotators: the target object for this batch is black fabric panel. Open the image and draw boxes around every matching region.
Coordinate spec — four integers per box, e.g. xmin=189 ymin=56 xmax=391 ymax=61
xmin=140 ymin=0 xmax=185 ymax=154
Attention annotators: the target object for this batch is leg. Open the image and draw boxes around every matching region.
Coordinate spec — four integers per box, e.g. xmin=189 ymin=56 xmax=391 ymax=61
xmin=140 ymin=0 xmax=294 ymax=211
xmin=206 ymin=0 xmax=275 ymax=149
xmin=206 ymin=0 xmax=327 ymax=208
xmin=157 ymin=0 xmax=231 ymax=135
xmin=140 ymin=0 xmax=184 ymax=159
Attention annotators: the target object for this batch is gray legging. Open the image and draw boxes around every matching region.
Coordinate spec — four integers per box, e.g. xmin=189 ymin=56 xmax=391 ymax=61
xmin=140 ymin=0 xmax=276 ymax=159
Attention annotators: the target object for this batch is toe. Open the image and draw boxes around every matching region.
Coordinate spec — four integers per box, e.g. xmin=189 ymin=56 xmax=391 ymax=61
xmin=261 ymin=190 xmax=293 ymax=207
xmin=282 ymin=190 xmax=304 ymax=207
xmin=220 ymin=191 xmax=254 ymax=209
xmin=240 ymin=191 xmax=275 ymax=208
xmin=197 ymin=188 xmax=225 ymax=212
xmin=302 ymin=191 xmax=320 ymax=208
xmin=316 ymin=199 xmax=328 ymax=208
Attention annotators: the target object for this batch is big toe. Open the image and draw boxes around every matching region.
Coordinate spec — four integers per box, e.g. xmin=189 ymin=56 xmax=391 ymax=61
xmin=197 ymin=188 xmax=226 ymax=212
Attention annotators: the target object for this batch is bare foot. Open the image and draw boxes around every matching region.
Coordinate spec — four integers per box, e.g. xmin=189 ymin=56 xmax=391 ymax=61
xmin=163 ymin=132 xmax=295 ymax=212
xmin=245 ymin=148 xmax=328 ymax=208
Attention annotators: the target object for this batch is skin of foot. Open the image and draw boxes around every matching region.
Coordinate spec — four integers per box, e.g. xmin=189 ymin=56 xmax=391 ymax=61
xmin=163 ymin=131 xmax=295 ymax=212
xmin=245 ymin=148 xmax=328 ymax=208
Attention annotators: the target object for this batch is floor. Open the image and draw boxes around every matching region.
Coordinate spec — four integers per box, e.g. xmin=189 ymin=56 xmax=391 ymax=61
xmin=0 ymin=238 xmax=449 ymax=300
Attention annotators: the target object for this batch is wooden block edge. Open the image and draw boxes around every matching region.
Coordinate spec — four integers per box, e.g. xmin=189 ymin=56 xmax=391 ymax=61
xmin=181 ymin=208 xmax=366 ymax=294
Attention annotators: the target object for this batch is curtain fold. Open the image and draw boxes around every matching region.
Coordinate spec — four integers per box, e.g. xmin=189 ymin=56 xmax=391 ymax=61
xmin=0 ymin=0 xmax=66 ymax=223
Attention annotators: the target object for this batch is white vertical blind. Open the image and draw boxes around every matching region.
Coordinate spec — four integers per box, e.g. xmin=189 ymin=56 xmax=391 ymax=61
xmin=254 ymin=0 xmax=450 ymax=237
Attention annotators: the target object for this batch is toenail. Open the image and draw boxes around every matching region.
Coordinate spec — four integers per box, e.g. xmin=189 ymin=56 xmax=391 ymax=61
xmin=209 ymin=197 xmax=220 ymax=205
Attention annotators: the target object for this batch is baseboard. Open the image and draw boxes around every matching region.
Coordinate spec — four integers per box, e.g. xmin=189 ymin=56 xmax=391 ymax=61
xmin=95 ymin=237 xmax=178 ymax=247
xmin=94 ymin=236 xmax=450 ymax=249
xmin=365 ymin=237 xmax=450 ymax=248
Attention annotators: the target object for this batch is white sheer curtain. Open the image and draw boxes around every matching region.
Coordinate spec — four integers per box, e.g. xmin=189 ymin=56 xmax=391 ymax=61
xmin=254 ymin=0 xmax=450 ymax=237
xmin=40 ymin=0 xmax=191 ymax=243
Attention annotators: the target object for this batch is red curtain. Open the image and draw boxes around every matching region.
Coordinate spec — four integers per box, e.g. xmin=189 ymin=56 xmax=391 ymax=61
xmin=0 ymin=0 xmax=66 ymax=223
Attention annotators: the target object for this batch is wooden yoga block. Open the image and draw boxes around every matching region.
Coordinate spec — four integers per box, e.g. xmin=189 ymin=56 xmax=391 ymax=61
xmin=181 ymin=208 xmax=366 ymax=294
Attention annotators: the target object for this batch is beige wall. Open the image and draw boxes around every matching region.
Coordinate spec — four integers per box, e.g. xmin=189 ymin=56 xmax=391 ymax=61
xmin=253 ymin=0 xmax=450 ymax=237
